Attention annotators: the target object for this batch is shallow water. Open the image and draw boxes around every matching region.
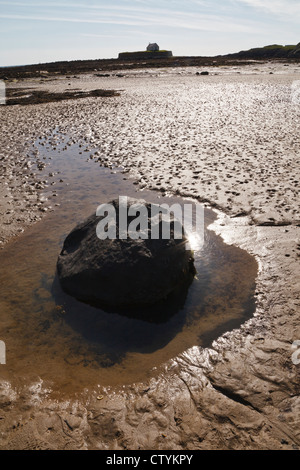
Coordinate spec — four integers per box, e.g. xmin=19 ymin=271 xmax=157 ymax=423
xmin=0 ymin=135 xmax=257 ymax=396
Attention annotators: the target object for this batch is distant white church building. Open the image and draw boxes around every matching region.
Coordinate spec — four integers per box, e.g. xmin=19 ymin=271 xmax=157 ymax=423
xmin=147 ymin=43 xmax=159 ymax=52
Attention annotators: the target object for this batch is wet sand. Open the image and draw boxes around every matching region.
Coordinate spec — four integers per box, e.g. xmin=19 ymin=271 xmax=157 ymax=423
xmin=0 ymin=62 xmax=299 ymax=450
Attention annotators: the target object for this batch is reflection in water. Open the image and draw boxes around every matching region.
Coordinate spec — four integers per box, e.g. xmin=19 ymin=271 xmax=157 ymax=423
xmin=0 ymin=136 xmax=258 ymax=394
xmin=51 ymin=273 xmax=192 ymax=362
xmin=186 ymin=230 xmax=204 ymax=252
xmin=53 ymin=267 xmax=195 ymax=325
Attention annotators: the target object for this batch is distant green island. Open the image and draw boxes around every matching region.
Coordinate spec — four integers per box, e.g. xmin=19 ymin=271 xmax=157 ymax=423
xmin=118 ymin=42 xmax=300 ymax=62
xmin=118 ymin=51 xmax=173 ymax=60
xmin=118 ymin=43 xmax=173 ymax=60
xmin=227 ymin=43 xmax=300 ymax=59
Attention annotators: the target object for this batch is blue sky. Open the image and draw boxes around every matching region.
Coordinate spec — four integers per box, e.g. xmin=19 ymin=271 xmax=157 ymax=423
xmin=0 ymin=0 xmax=299 ymax=66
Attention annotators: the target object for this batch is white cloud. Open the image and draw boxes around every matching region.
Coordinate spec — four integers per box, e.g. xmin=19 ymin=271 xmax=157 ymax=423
xmin=0 ymin=8 xmax=261 ymax=34
xmin=0 ymin=13 xmax=151 ymax=27
xmin=236 ymin=0 xmax=300 ymax=17
xmin=81 ymin=34 xmax=123 ymax=39
xmin=1 ymin=0 xmax=300 ymax=19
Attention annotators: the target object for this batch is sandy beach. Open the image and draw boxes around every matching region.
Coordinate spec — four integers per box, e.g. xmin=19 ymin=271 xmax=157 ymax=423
xmin=0 ymin=62 xmax=299 ymax=450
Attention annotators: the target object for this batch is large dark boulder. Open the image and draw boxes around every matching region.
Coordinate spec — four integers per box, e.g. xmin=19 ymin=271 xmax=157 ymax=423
xmin=56 ymin=198 xmax=195 ymax=310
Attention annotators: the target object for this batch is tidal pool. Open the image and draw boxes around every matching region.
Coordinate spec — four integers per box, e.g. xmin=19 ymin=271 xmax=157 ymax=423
xmin=0 ymin=135 xmax=257 ymax=397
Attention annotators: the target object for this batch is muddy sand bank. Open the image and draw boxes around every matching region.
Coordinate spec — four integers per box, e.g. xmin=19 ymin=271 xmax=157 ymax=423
xmin=0 ymin=63 xmax=299 ymax=450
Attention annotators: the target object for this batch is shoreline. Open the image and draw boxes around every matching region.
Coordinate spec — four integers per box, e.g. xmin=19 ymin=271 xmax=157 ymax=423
xmin=0 ymin=63 xmax=299 ymax=449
